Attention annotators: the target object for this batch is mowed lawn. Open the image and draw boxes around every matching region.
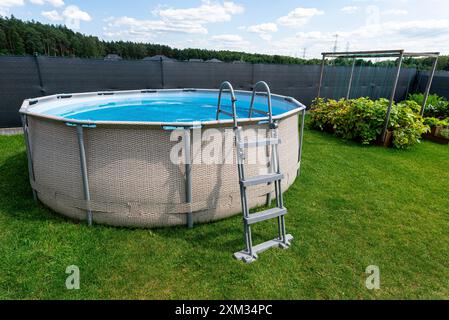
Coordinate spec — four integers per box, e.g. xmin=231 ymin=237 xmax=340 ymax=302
xmin=0 ymin=127 xmax=448 ymax=300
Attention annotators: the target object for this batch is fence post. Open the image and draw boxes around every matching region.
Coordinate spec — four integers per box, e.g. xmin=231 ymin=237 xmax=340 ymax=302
xmin=160 ymin=57 xmax=165 ymax=89
xmin=33 ymin=53 xmax=46 ymax=95
xmin=251 ymin=63 xmax=255 ymax=87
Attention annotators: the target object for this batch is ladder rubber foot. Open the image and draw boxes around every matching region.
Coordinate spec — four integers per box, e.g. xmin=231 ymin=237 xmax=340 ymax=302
xmin=233 ymin=234 xmax=293 ymax=263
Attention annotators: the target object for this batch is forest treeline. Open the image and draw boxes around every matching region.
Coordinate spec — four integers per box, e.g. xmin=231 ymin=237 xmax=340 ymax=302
xmin=1 ymin=16 xmax=448 ymax=70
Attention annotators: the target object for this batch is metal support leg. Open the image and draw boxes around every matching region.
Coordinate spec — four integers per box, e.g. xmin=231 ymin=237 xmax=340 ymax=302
xmin=276 ymin=182 xmax=283 ymax=243
xmin=381 ymin=51 xmax=404 ymax=143
xmin=274 ymin=136 xmax=288 ymax=247
xmin=21 ymin=114 xmax=37 ymax=201
xmin=184 ymin=128 xmax=193 ymax=229
xmin=76 ymin=125 xmax=93 ymax=226
xmin=240 ymin=164 xmax=255 ymax=259
xmin=266 ymin=129 xmax=275 ymax=206
xmin=317 ymin=54 xmax=326 ymax=99
xmin=346 ymin=58 xmax=356 ymax=99
xmin=420 ymin=57 xmax=439 ymax=116
xmin=298 ymin=109 xmax=306 ymax=176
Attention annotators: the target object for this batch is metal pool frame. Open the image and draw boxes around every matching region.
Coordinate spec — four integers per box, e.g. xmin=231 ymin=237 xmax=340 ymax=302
xmin=19 ymin=88 xmax=306 ymax=229
xmin=317 ymin=50 xmax=440 ymax=142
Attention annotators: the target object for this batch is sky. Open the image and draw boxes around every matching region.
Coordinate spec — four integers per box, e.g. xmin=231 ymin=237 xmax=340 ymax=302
xmin=0 ymin=0 xmax=448 ymax=58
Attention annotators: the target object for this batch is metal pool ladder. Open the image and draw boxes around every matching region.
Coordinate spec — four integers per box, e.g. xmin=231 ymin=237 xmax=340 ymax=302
xmin=216 ymin=81 xmax=292 ymax=264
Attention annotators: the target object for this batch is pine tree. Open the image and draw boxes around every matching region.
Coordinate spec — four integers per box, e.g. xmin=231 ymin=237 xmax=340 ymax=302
xmin=0 ymin=28 xmax=8 ymax=55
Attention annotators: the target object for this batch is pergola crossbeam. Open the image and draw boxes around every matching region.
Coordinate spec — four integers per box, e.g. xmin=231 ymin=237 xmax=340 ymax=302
xmin=316 ymin=49 xmax=440 ymax=143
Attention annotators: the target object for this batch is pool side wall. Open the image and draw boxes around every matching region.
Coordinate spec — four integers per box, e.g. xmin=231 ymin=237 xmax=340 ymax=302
xmin=26 ymin=113 xmax=300 ymax=228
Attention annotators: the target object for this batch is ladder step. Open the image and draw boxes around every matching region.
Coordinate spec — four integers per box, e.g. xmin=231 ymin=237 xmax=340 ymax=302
xmin=238 ymin=138 xmax=281 ymax=149
xmin=241 ymin=173 xmax=283 ymax=187
xmin=245 ymin=207 xmax=287 ymax=225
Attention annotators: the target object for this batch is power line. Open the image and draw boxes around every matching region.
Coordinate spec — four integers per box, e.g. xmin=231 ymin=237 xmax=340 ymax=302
xmin=333 ymin=34 xmax=339 ymax=53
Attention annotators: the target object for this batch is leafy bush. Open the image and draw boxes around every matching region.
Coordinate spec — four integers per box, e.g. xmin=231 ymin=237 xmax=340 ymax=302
xmin=391 ymin=101 xmax=430 ymax=149
xmin=310 ymin=97 xmax=429 ymax=149
xmin=423 ymin=117 xmax=449 ymax=128
xmin=408 ymin=93 xmax=449 ymax=119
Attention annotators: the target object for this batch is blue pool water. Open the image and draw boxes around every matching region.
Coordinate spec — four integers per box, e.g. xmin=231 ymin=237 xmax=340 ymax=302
xmin=44 ymin=92 xmax=298 ymax=123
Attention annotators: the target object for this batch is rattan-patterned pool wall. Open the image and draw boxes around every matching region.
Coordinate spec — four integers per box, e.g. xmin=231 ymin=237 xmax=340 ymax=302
xmin=26 ymin=112 xmax=300 ymax=228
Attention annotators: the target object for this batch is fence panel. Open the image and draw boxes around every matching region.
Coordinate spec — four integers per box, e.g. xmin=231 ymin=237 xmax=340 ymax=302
xmin=320 ymin=66 xmax=416 ymax=102
xmin=415 ymin=70 xmax=449 ymax=100
xmin=38 ymin=56 xmax=162 ymax=95
xmin=0 ymin=56 xmax=42 ymax=127
xmin=253 ymin=64 xmax=321 ymax=106
xmin=163 ymin=61 xmax=253 ymax=90
xmin=0 ymin=55 xmax=440 ymax=128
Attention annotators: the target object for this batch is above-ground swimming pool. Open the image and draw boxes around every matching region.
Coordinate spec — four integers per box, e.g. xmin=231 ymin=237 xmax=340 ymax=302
xmin=20 ymin=88 xmax=306 ymax=228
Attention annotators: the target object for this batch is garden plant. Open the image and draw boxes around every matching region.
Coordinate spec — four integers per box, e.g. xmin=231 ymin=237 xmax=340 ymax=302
xmin=409 ymin=93 xmax=449 ymax=119
xmin=309 ymin=97 xmax=429 ymax=149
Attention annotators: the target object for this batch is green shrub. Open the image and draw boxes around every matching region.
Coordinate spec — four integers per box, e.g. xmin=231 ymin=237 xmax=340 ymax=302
xmin=423 ymin=117 xmax=449 ymax=128
xmin=392 ymin=101 xmax=430 ymax=149
xmin=408 ymin=93 xmax=449 ymax=118
xmin=310 ymin=97 xmax=429 ymax=149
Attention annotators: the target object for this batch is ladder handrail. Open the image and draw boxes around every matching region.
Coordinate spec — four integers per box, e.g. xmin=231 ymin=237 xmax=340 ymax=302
xmin=232 ymin=80 xmax=293 ymax=263
xmin=248 ymin=81 xmax=273 ymax=124
xmin=216 ymin=81 xmax=238 ymax=128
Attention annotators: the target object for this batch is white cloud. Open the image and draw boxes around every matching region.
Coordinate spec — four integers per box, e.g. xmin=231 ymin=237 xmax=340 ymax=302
xmin=211 ymin=33 xmax=251 ymax=50
xmin=63 ymin=5 xmax=91 ymax=23
xmin=341 ymin=6 xmax=358 ymax=14
xmin=104 ymin=1 xmax=244 ymax=41
xmin=341 ymin=18 xmax=449 ymax=40
xmin=30 ymin=0 xmax=64 ymax=7
xmin=41 ymin=5 xmax=91 ymax=29
xmin=105 ymin=16 xmax=207 ymax=37
xmin=383 ymin=9 xmax=408 ymax=16
xmin=154 ymin=0 xmax=244 ymax=24
xmin=275 ymin=18 xmax=449 ymax=57
xmin=0 ymin=0 xmax=24 ymax=7
xmin=41 ymin=9 xmax=62 ymax=21
xmin=212 ymin=34 xmax=243 ymax=42
xmin=0 ymin=0 xmax=24 ymax=16
xmin=247 ymin=22 xmax=278 ymax=41
xmin=251 ymin=14 xmax=449 ymax=58
xmin=277 ymin=7 xmax=324 ymax=27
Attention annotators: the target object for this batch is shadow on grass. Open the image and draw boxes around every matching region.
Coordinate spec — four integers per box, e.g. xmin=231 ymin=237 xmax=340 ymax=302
xmin=156 ymin=220 xmax=245 ymax=252
xmin=0 ymin=151 xmax=73 ymax=224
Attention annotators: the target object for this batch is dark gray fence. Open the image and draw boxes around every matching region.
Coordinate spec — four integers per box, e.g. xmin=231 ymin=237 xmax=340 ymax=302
xmin=0 ymin=55 xmax=431 ymax=128
xmin=415 ymin=70 xmax=449 ymax=100
xmin=0 ymin=56 xmax=42 ymax=127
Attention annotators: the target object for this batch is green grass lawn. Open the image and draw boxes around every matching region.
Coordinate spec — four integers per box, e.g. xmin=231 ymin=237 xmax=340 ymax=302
xmin=0 ymin=127 xmax=448 ymax=300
